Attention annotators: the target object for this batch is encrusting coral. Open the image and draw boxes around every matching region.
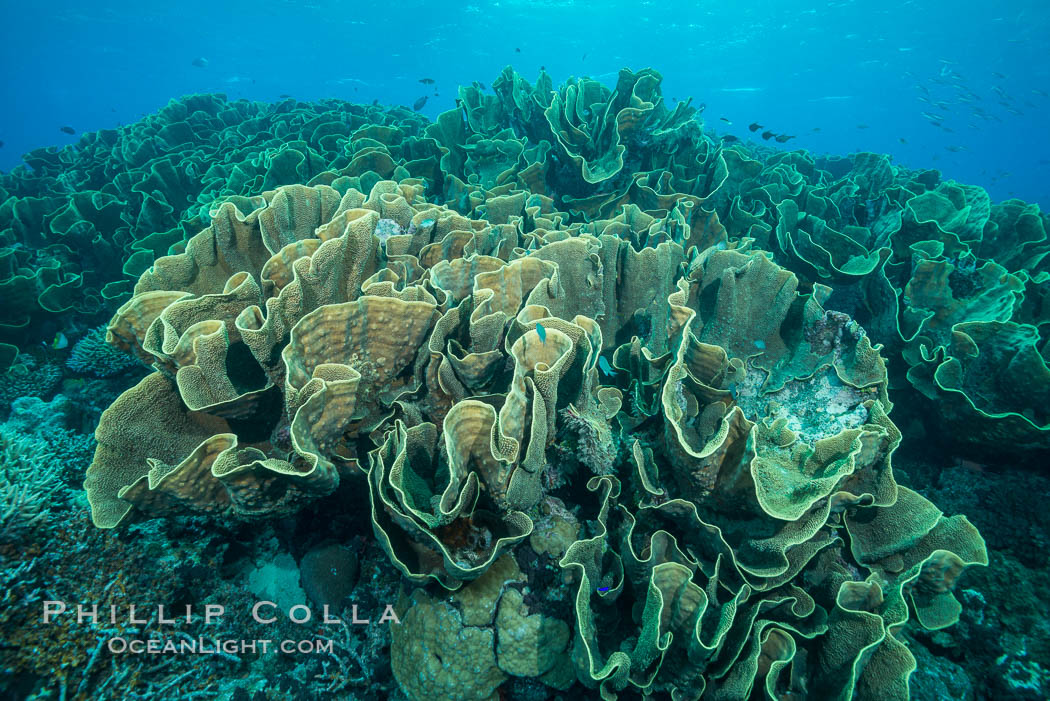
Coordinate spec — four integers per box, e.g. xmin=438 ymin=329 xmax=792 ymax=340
xmin=82 ymin=175 xmax=987 ymax=700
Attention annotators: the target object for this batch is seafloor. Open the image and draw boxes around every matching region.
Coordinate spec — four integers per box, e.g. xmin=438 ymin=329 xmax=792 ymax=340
xmin=1 ymin=68 xmax=1048 ymax=700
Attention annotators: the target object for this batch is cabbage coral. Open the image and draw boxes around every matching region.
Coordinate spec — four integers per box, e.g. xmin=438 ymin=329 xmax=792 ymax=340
xmin=82 ymin=178 xmax=986 ymax=700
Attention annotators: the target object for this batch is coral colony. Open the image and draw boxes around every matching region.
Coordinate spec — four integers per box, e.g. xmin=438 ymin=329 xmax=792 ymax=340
xmin=2 ymin=67 xmax=1049 ymax=700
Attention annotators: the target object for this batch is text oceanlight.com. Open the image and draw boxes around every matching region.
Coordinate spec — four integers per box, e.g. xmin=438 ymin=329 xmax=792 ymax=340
xmin=108 ymin=637 xmax=338 ymax=655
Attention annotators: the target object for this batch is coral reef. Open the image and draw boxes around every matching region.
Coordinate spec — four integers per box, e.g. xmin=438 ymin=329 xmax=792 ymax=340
xmin=0 ymin=425 xmax=64 ymax=544
xmin=66 ymin=325 xmax=142 ymax=377
xmin=0 ymin=354 xmax=63 ymax=410
xmin=4 ymin=67 xmax=1049 ymax=700
xmin=73 ymin=176 xmax=987 ymax=700
xmin=3 ymin=68 xmax=1048 ymax=466
xmin=2 ymin=391 xmax=404 ymax=700
xmin=299 ymin=542 xmax=360 ymax=609
xmin=0 ymin=96 xmax=431 ymax=360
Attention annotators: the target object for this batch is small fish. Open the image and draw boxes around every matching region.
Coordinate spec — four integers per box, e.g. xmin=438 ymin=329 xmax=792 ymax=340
xmin=540 ymin=65 xmax=546 ymax=71
xmin=278 ymin=93 xmax=291 ymax=98
xmin=810 ymin=127 xmax=821 ymax=132
xmin=419 ymin=78 xmax=435 ymax=85
xmin=582 ymin=53 xmax=587 ymax=61
xmin=597 ymin=586 xmax=610 ymax=593
xmin=856 ymin=124 xmax=869 ymax=129
xmin=433 ymin=92 xmax=439 ymax=97
xmin=60 ymin=126 xmax=75 ymax=135
xmin=0 ymin=140 xmax=4 ymax=148
xmin=412 ymin=96 xmax=428 ymax=111
xmin=719 ymin=116 xmax=731 ymax=124
xmin=945 ymin=145 xmax=968 ymax=152
xmin=721 ymin=134 xmax=740 ymax=143
xmin=191 ymin=57 xmax=208 ymax=68
xmin=753 ymin=339 xmax=766 ymax=350
xmin=52 ymin=332 xmax=69 ymax=350
xmin=598 ymin=356 xmax=616 ymax=377
xmin=515 ymin=47 xmax=521 ymax=53
xmin=748 ymin=122 xmax=763 ymax=132
xmin=899 ymin=137 xmax=908 ymax=144
xmin=761 ymin=130 xmax=775 ymax=140
xmin=774 ymin=134 xmax=795 ymax=143
xmin=535 ymin=322 xmax=547 ymax=344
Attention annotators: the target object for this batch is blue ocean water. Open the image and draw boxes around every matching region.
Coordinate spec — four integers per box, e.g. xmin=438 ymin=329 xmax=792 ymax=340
xmin=2 ymin=0 xmax=1048 ymax=207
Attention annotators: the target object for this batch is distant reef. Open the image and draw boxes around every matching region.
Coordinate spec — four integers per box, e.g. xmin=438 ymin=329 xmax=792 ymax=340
xmin=2 ymin=67 xmax=1047 ymax=463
